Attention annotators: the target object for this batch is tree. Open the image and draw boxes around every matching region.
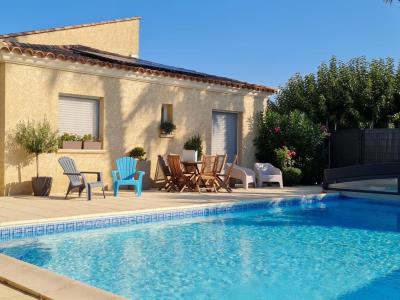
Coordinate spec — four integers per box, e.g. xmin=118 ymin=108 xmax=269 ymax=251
xmin=273 ymin=56 xmax=399 ymax=131
xmin=14 ymin=119 xmax=59 ymax=178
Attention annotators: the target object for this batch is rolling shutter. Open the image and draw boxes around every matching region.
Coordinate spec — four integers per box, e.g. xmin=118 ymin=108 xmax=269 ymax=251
xmin=212 ymin=111 xmax=238 ymax=162
xmin=58 ymin=96 xmax=99 ymax=137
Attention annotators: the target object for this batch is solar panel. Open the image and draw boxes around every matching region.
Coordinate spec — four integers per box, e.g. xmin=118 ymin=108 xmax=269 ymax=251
xmin=71 ymin=47 xmax=241 ymax=82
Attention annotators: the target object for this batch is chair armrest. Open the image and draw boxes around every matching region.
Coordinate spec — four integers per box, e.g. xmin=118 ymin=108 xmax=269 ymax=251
xmin=136 ymin=171 xmax=145 ymax=179
xmin=63 ymin=172 xmax=81 ymax=176
xmin=271 ymin=167 xmax=282 ymax=175
xmin=81 ymin=171 xmax=101 ymax=174
xmin=253 ymin=168 xmax=263 ymax=178
xmin=112 ymin=170 xmax=119 ymax=181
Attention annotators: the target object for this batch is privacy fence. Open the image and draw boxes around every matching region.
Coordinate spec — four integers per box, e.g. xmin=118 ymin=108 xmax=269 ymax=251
xmin=330 ymin=129 xmax=400 ymax=168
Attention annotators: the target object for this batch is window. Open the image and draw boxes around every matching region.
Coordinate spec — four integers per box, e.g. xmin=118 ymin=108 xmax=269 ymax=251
xmin=58 ymin=95 xmax=100 ymax=138
xmin=161 ymin=104 xmax=173 ymax=123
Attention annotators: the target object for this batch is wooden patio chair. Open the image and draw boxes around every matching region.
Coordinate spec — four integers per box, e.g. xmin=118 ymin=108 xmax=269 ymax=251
xmin=217 ymin=155 xmax=238 ymax=192
xmin=58 ymin=156 xmax=106 ymax=201
xmin=198 ymin=155 xmax=219 ymax=192
xmin=157 ymin=155 xmax=174 ymax=191
xmin=167 ymin=154 xmax=198 ymax=192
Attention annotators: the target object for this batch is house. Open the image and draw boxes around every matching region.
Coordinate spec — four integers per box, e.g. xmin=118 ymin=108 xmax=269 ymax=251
xmin=0 ymin=17 xmax=276 ymax=196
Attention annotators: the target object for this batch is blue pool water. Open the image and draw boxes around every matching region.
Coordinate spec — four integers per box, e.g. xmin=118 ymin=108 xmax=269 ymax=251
xmin=1 ymin=196 xmax=400 ymax=299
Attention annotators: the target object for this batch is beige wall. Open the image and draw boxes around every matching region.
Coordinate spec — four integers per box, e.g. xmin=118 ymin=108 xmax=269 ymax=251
xmin=0 ymin=63 xmax=4 ymax=196
xmin=2 ymin=18 xmax=140 ymax=57
xmin=1 ymin=61 xmax=268 ymax=196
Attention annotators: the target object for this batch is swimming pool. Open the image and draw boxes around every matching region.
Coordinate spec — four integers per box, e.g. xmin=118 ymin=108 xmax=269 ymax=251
xmin=1 ymin=195 xmax=400 ymax=299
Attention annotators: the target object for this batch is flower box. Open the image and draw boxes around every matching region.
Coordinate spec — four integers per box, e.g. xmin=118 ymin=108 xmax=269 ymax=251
xmin=62 ymin=141 xmax=82 ymax=149
xmin=83 ymin=141 xmax=102 ymax=150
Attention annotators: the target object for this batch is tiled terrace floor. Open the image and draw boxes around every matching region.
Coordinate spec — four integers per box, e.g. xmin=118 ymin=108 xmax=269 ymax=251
xmin=0 ymin=186 xmax=322 ymax=226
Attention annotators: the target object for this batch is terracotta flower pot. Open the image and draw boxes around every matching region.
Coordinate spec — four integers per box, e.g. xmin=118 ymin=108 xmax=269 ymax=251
xmin=83 ymin=141 xmax=102 ymax=150
xmin=62 ymin=141 xmax=82 ymax=149
xmin=32 ymin=176 xmax=52 ymax=196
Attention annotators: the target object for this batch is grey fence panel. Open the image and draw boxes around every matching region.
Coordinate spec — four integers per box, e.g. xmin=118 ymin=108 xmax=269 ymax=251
xmin=330 ymin=129 xmax=362 ymax=167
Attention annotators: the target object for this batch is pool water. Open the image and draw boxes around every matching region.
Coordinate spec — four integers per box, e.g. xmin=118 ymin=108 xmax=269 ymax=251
xmin=1 ymin=197 xmax=400 ymax=299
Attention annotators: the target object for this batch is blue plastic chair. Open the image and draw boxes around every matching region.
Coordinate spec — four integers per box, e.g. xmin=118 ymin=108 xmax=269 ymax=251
xmin=112 ymin=157 xmax=145 ymax=197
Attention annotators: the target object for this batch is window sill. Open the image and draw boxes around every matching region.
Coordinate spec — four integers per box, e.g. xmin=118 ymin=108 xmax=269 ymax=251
xmin=57 ymin=149 xmax=106 ymax=154
xmin=159 ymin=133 xmax=175 ymax=138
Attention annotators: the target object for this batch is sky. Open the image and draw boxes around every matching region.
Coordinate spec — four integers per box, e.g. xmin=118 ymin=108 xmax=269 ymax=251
xmin=1 ymin=0 xmax=399 ymax=88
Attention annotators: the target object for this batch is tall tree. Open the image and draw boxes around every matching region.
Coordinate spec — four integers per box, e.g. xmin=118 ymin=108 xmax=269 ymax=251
xmin=273 ymin=56 xmax=399 ymax=130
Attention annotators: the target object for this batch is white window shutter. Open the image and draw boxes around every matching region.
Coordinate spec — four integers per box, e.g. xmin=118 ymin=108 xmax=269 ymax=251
xmin=58 ymin=96 xmax=99 ymax=137
xmin=212 ymin=111 xmax=238 ymax=163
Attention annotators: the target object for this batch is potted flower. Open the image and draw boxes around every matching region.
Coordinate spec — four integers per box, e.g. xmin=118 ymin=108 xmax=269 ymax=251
xmin=59 ymin=133 xmax=82 ymax=149
xmin=128 ymin=147 xmax=151 ymax=190
xmin=14 ymin=119 xmax=59 ymax=196
xmin=183 ymin=134 xmax=203 ymax=161
xmin=274 ymin=146 xmax=302 ymax=186
xmin=82 ymin=134 xmax=102 ymax=150
xmin=160 ymin=121 xmax=176 ymax=137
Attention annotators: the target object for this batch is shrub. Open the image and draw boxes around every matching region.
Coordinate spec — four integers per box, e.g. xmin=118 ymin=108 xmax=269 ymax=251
xmin=254 ymin=110 xmax=327 ymax=184
xmin=274 ymin=146 xmax=296 ymax=169
xmin=14 ymin=119 xmax=59 ymax=178
xmin=184 ymin=134 xmax=203 ymax=160
xmin=128 ymin=147 xmax=146 ymax=161
xmin=81 ymin=134 xmax=99 ymax=142
xmin=160 ymin=121 xmax=176 ymax=134
xmin=282 ymin=167 xmax=302 ymax=186
xmin=58 ymin=133 xmax=80 ymax=148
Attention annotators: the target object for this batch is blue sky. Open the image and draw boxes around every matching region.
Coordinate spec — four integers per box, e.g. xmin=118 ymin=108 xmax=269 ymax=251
xmin=1 ymin=0 xmax=399 ymax=88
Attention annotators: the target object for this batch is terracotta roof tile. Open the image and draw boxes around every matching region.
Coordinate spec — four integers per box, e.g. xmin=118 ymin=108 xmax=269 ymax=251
xmin=0 ymin=41 xmax=277 ymax=93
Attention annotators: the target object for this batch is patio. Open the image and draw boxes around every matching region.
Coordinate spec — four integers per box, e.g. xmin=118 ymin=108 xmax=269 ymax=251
xmin=0 ymin=186 xmax=322 ymax=226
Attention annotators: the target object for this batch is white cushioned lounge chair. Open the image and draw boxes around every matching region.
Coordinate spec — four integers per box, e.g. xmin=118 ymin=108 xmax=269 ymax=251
xmin=254 ymin=163 xmax=283 ymax=188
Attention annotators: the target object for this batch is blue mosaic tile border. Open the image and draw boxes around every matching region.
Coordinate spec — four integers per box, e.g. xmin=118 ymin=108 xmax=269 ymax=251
xmin=0 ymin=193 xmax=338 ymax=242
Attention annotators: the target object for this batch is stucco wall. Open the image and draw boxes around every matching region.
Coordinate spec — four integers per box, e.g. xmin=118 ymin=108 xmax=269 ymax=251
xmin=1 ymin=62 xmax=267 ymax=196
xmin=2 ymin=18 xmax=140 ymax=57
xmin=0 ymin=63 xmax=4 ymax=196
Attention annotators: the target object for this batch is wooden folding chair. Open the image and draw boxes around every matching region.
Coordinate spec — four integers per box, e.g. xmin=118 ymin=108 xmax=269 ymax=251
xmin=167 ymin=154 xmax=198 ymax=192
xmin=197 ymin=155 xmax=219 ymax=192
xmin=217 ymin=155 xmax=238 ymax=192
xmin=156 ymin=155 xmax=174 ymax=191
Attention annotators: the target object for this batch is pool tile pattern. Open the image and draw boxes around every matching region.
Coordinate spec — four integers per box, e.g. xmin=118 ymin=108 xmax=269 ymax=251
xmin=0 ymin=194 xmax=336 ymax=241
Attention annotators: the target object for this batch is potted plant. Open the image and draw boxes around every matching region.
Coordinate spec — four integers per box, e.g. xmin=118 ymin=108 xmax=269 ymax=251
xmin=14 ymin=119 xmax=59 ymax=196
xmin=128 ymin=147 xmax=151 ymax=190
xmin=59 ymin=133 xmax=82 ymax=149
xmin=274 ymin=146 xmax=302 ymax=186
xmin=183 ymin=134 xmax=203 ymax=161
xmin=160 ymin=121 xmax=176 ymax=137
xmin=82 ymin=134 xmax=102 ymax=150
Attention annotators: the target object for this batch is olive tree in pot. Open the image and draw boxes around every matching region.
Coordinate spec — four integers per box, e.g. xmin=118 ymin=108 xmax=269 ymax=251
xmin=14 ymin=119 xmax=58 ymax=196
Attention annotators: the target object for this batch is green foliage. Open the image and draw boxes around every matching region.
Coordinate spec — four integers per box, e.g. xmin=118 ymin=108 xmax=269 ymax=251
xmin=128 ymin=147 xmax=146 ymax=160
xmin=14 ymin=119 xmax=58 ymax=177
xmin=274 ymin=146 xmax=296 ymax=169
xmin=59 ymin=132 xmax=80 ymax=142
xmin=282 ymin=167 xmax=302 ymax=186
xmin=58 ymin=133 xmax=80 ymax=148
xmin=254 ymin=110 xmax=327 ymax=184
xmin=160 ymin=121 xmax=177 ymax=134
xmin=184 ymin=134 xmax=203 ymax=160
xmin=274 ymin=56 xmax=400 ymax=130
xmin=81 ymin=134 xmax=99 ymax=142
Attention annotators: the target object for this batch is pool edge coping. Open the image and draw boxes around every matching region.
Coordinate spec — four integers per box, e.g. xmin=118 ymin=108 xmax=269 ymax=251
xmin=0 ymin=253 xmax=126 ymax=300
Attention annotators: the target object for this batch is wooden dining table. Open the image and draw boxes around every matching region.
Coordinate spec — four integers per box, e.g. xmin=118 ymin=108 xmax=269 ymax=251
xmin=181 ymin=160 xmax=202 ymax=175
